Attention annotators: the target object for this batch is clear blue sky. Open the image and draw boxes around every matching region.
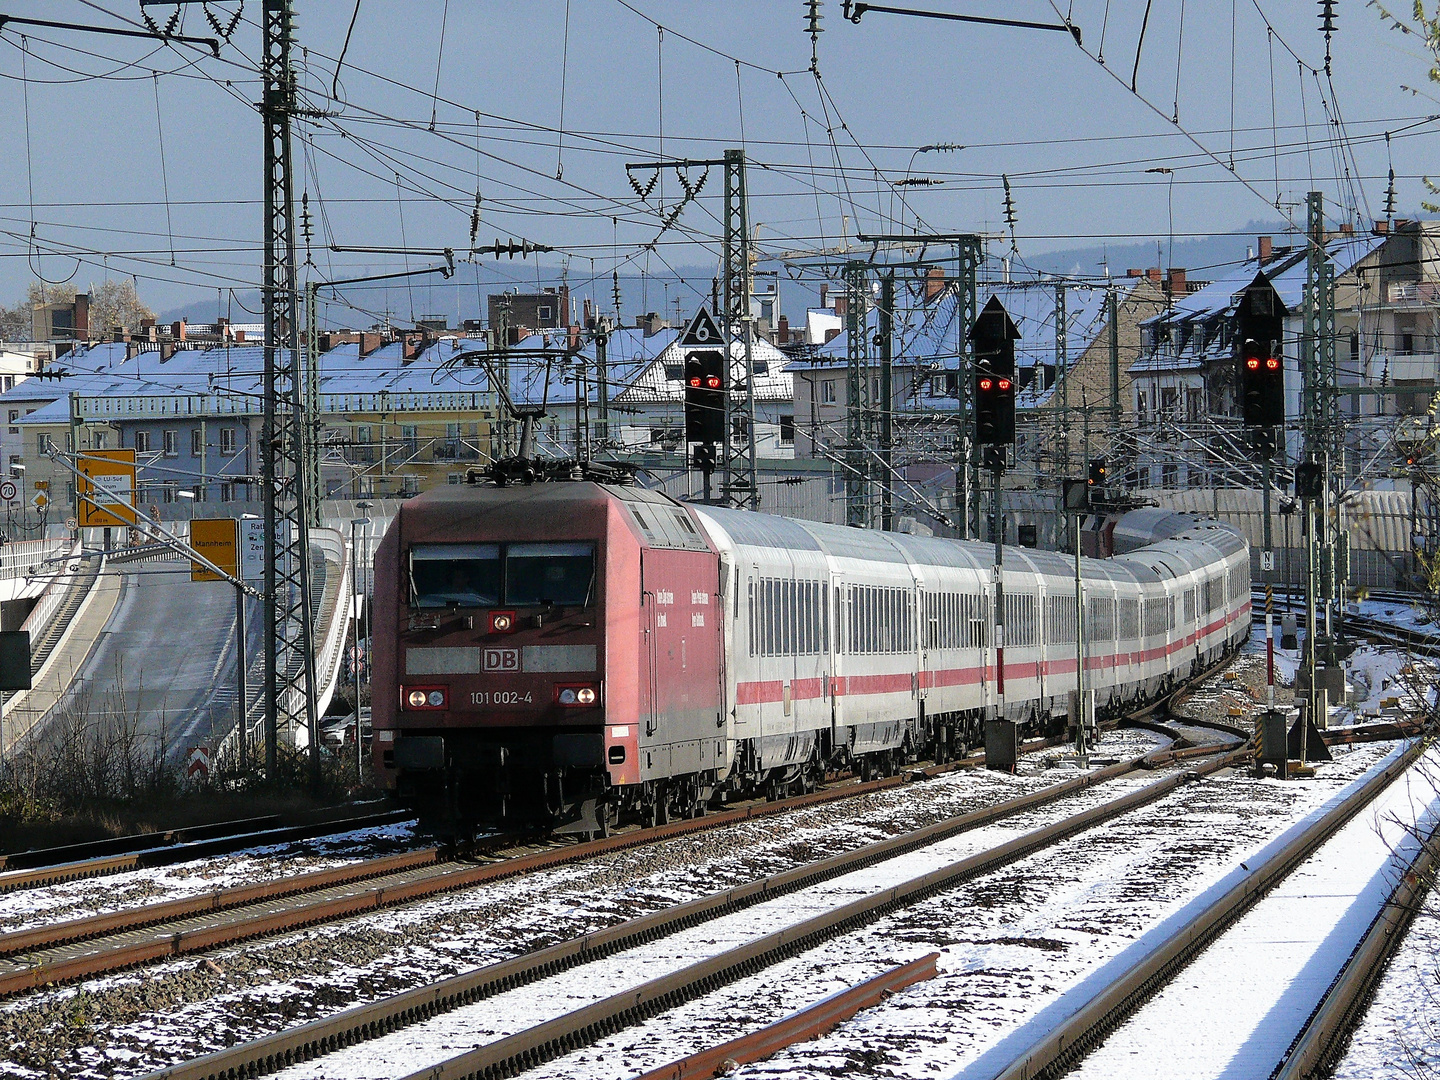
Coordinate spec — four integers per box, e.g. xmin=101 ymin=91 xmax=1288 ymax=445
xmin=0 ymin=1 xmax=1433 ymax=324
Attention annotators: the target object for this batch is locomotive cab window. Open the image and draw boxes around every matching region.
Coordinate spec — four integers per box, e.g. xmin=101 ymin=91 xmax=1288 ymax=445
xmin=505 ymin=542 xmax=595 ymax=607
xmin=410 ymin=543 xmax=501 ymax=608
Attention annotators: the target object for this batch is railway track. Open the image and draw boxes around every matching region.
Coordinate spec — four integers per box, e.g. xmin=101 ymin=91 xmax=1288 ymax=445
xmin=981 ymin=737 xmax=1434 ymax=1080
xmin=0 ymin=722 xmax=1174 ymax=1000
xmin=1 ymin=649 xmax=1235 ymax=1004
xmin=139 ymin=739 xmax=1249 ymax=1080
xmin=0 ymin=806 xmax=414 ymax=894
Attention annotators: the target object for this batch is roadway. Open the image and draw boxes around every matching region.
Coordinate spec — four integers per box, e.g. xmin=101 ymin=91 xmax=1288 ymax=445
xmin=55 ymin=559 xmax=259 ymax=768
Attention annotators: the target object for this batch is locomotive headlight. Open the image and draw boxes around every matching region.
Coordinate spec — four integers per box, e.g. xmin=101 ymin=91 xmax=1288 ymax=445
xmin=492 ymin=613 xmax=512 ymax=632
xmin=403 ymin=685 xmax=448 ymax=710
xmin=555 ymin=682 xmax=600 ymax=707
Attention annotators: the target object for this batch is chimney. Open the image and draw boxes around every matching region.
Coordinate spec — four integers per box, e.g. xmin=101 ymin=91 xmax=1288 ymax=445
xmin=402 ymin=334 xmax=423 ymax=362
xmin=1258 ymin=235 xmax=1273 ymax=263
xmin=1372 ymin=219 xmax=1390 ymax=235
xmin=924 ymin=266 xmax=946 ymax=303
xmin=583 ymin=297 xmax=594 ymax=329
xmin=359 ymin=331 xmax=383 ymax=357
xmin=823 ymin=327 xmax=842 ymax=344
xmin=1340 ymin=222 xmax=1354 ymax=235
xmin=819 ymin=284 xmax=829 ymax=310
xmin=74 ymin=293 xmax=88 ymax=337
xmin=1166 ymin=268 xmax=1187 ymax=295
xmin=833 ymin=295 xmax=848 ymax=320
xmin=777 ymin=314 xmax=790 ymax=345
xmin=233 ymin=330 xmax=246 ymax=343
xmin=568 ymin=324 xmax=580 ymax=351
xmin=171 ymin=320 xmax=187 ymax=341
xmin=1146 ymin=268 xmax=1163 ymax=283
xmin=1126 ymin=268 xmax=1143 ymax=278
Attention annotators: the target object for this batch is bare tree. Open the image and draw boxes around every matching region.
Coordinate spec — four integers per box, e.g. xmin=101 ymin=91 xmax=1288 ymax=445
xmin=86 ymin=278 xmax=156 ymax=335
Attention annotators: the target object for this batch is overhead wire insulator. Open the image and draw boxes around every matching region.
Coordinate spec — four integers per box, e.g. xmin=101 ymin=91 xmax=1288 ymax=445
xmin=806 ymin=0 xmax=823 ymax=70
xmin=1383 ymin=131 xmax=1397 ymax=220
xmin=1002 ymin=174 xmax=1019 ymax=251
xmin=469 ymin=191 xmax=482 ymax=249
xmin=1318 ymin=0 xmax=1337 ymax=75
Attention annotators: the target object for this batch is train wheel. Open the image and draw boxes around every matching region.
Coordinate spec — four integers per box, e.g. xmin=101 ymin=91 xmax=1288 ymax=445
xmin=859 ymin=757 xmax=873 ymax=783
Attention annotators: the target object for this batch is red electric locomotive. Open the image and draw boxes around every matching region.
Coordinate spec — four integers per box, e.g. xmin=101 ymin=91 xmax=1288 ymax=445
xmin=371 ymin=481 xmax=725 ymax=835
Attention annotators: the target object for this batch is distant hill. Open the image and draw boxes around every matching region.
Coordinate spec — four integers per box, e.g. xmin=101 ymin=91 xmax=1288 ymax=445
xmin=1023 ymin=219 xmax=1299 ymax=281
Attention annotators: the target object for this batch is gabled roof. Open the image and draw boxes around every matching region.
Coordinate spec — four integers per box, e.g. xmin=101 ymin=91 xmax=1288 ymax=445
xmin=1140 ymin=233 xmax=1388 ymax=329
xmin=615 ymin=332 xmax=793 ymax=404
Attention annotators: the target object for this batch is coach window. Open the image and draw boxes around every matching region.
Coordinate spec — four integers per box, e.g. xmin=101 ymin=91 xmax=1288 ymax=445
xmin=505 ymin=542 xmax=595 ymax=607
xmin=409 ymin=543 xmax=501 ymax=608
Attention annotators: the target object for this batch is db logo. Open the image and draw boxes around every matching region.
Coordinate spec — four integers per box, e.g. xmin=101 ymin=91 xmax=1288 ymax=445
xmin=482 ymin=648 xmax=519 ymax=672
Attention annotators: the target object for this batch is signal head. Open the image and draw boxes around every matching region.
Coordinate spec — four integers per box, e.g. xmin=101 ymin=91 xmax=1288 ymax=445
xmin=1246 ymin=357 xmax=1260 ymax=370
xmin=979 ymin=377 xmax=993 ymax=391
xmin=1265 ymin=357 xmax=1279 ymax=370
xmin=998 ymin=378 xmax=1012 ymax=391
xmin=705 ymin=375 xmax=722 ymax=389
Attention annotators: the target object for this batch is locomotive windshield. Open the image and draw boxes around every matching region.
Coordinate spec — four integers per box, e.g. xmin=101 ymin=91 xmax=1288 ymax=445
xmin=505 ymin=542 xmax=595 ymax=606
xmin=407 ymin=541 xmax=595 ymax=608
xmin=410 ymin=543 xmax=501 ymax=608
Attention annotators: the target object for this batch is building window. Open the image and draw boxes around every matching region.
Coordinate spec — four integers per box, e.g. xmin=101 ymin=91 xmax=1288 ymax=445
xmin=219 ymin=482 xmax=233 ymax=503
xmin=353 ymin=425 xmax=373 ymax=463
xmin=1185 ymin=388 xmax=1204 ymax=423
xmin=220 ymin=428 xmax=237 ymax=455
xmin=163 ymin=429 xmax=179 ymax=457
xmin=447 ymin=472 xmax=462 ymax=485
xmin=162 ymin=483 xmax=176 ymax=504
xmin=93 ymin=431 xmax=107 ymax=449
xmin=37 ymin=433 xmax=52 ymax=454
xmin=400 ymin=425 xmax=418 ymax=456
xmin=8 ymin=409 xmax=17 ymax=435
xmin=1136 ymin=390 xmax=1148 ymax=423
xmin=135 ymin=430 xmax=151 ymax=453
xmin=192 ymin=429 xmax=203 ymax=456
xmin=821 ymin=379 xmax=837 ymax=404
xmin=401 ymin=474 xmax=420 ymax=496
xmin=779 ymin=415 xmax=795 ymax=445
xmin=664 ymin=363 xmax=684 ymax=381
xmin=193 ymin=484 xmax=207 ymax=503
xmin=1162 ymin=462 xmax=1179 ymax=488
xmin=8 ymin=456 xmax=21 ymax=477
xmin=537 ymin=305 xmax=553 ymax=322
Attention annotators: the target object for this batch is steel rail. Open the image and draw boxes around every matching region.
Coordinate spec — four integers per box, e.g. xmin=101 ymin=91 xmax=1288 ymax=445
xmin=630 ymin=953 xmax=942 ymax=1080
xmin=0 ymin=808 xmax=413 ymax=894
xmin=988 ymin=737 xmax=1428 ymax=1080
xmin=0 ymin=847 xmax=443 ymax=959
xmin=139 ymin=745 xmax=1247 ymax=1080
xmin=1272 ymin=770 xmax=1440 ymax=1080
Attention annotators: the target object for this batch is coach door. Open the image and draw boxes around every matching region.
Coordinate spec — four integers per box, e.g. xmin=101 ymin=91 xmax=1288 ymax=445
xmin=640 ymin=553 xmax=659 ymax=740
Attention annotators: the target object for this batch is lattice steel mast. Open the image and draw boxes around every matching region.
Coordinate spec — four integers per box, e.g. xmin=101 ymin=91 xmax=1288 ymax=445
xmin=260 ymin=0 xmax=318 ymax=778
xmin=720 ymin=150 xmax=758 ymax=510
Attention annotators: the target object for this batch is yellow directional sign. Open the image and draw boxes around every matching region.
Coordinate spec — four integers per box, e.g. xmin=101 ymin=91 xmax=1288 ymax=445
xmin=190 ymin=518 xmax=238 ymax=582
xmin=77 ymin=450 xmax=137 ymax=527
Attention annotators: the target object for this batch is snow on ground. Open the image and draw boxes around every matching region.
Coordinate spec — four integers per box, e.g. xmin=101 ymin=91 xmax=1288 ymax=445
xmin=0 ymin=727 xmax=1166 ymax=1080
xmin=1065 ymin=744 xmax=1440 ymax=1080
xmin=0 ymin=820 xmax=423 ymax=935
xmin=256 ymin=743 xmax=1403 ymax=1080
